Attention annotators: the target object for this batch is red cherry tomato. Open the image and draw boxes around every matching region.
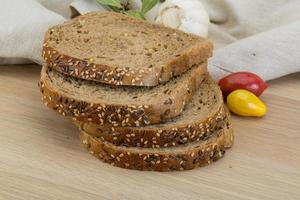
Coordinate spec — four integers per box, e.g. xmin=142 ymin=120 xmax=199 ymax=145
xmin=218 ymin=72 xmax=267 ymax=97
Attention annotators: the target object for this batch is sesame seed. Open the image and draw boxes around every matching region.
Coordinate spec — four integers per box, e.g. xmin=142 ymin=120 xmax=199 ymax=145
xmin=218 ymin=152 xmax=223 ymax=157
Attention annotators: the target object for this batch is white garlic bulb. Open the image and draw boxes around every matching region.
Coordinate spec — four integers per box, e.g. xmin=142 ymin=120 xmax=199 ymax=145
xmin=155 ymin=0 xmax=209 ymax=37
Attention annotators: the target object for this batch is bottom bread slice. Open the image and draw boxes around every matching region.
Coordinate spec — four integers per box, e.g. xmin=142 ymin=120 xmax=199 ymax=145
xmin=79 ymin=124 xmax=234 ymax=171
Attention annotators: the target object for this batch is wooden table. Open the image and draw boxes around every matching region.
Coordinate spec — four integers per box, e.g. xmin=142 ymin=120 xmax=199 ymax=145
xmin=1 ymin=64 xmax=300 ymax=200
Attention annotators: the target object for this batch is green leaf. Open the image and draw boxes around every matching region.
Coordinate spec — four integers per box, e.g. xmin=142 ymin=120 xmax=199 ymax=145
xmin=141 ymin=0 xmax=159 ymax=14
xmin=125 ymin=10 xmax=145 ymax=20
xmin=108 ymin=5 xmax=122 ymax=12
xmin=96 ymin=0 xmax=123 ymax=9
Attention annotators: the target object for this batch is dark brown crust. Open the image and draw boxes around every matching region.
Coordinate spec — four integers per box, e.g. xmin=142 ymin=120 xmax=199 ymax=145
xmin=75 ymin=106 xmax=229 ymax=148
xmin=42 ymin=12 xmax=213 ymax=87
xmin=79 ymin=124 xmax=234 ymax=171
xmin=39 ymin=64 xmax=207 ymax=127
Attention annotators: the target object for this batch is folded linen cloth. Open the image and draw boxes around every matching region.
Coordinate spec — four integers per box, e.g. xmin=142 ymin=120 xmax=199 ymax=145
xmin=1 ymin=0 xmax=300 ymax=81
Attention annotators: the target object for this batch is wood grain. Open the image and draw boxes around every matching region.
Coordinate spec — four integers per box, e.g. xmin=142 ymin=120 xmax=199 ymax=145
xmin=0 ymin=65 xmax=300 ymax=200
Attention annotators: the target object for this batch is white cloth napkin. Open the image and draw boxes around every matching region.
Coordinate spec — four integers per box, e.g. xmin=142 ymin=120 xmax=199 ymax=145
xmin=1 ymin=0 xmax=300 ymax=81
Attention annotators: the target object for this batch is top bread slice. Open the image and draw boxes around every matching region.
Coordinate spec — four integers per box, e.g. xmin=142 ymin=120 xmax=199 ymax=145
xmin=42 ymin=11 xmax=213 ymax=86
xmin=39 ymin=63 xmax=207 ymax=127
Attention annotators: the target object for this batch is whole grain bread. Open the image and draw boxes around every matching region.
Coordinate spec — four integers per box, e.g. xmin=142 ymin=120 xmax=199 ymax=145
xmin=79 ymin=121 xmax=233 ymax=171
xmin=42 ymin=11 xmax=212 ymax=86
xmin=39 ymin=63 xmax=207 ymax=127
xmin=75 ymin=76 xmax=226 ymax=148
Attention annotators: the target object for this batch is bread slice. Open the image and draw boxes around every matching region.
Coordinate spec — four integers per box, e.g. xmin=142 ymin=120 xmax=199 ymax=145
xmin=79 ymin=121 xmax=233 ymax=171
xmin=39 ymin=63 xmax=207 ymax=127
xmin=75 ymin=76 xmax=226 ymax=148
xmin=76 ymin=107 xmax=228 ymax=149
xmin=42 ymin=11 xmax=212 ymax=86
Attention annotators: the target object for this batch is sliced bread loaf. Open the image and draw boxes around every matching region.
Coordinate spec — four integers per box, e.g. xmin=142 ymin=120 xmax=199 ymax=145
xmin=75 ymin=76 xmax=226 ymax=148
xmin=79 ymin=121 xmax=233 ymax=171
xmin=42 ymin=11 xmax=212 ymax=86
xmin=39 ymin=63 xmax=207 ymax=127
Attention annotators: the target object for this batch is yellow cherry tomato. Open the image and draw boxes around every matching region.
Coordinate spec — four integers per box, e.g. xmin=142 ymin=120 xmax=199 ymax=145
xmin=227 ymin=89 xmax=267 ymax=117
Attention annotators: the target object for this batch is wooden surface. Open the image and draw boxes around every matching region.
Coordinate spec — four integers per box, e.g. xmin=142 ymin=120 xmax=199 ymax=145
xmin=0 ymin=64 xmax=300 ymax=200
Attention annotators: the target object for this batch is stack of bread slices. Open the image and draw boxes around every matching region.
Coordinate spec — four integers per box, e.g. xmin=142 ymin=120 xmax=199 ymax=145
xmin=39 ymin=12 xmax=234 ymax=171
